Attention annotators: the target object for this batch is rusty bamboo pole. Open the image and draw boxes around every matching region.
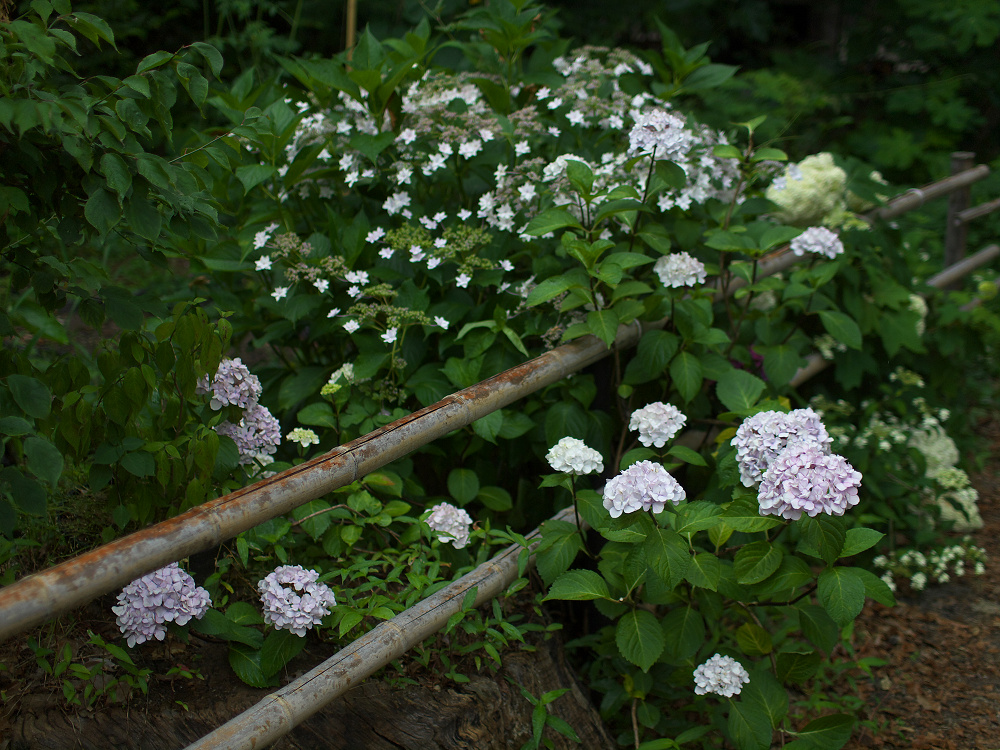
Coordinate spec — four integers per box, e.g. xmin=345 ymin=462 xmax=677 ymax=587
xmin=184 ymin=505 xmax=576 ymax=750
xmin=872 ymin=164 xmax=989 ymax=221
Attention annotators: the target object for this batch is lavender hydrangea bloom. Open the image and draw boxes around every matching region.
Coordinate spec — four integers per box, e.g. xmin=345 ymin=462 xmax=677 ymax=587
xmin=112 ymin=563 xmax=212 ymax=648
xmin=196 ymin=358 xmax=263 ymax=410
xmin=426 ymin=502 xmax=473 ymax=549
xmin=546 ymin=437 xmax=604 ymax=475
xmin=603 ymin=460 xmax=686 ymax=518
xmin=653 ymin=252 xmax=707 ymax=288
xmin=629 ymin=402 xmax=687 ymax=448
xmin=215 ymin=402 xmax=282 ymax=465
xmin=758 ymin=442 xmax=862 ymax=520
xmin=732 ymin=408 xmax=832 ymax=487
xmin=627 ymin=109 xmax=694 ymax=162
xmin=790 ymin=226 xmax=844 ymax=259
xmin=258 ymin=565 xmax=337 ymax=637
xmin=693 ymin=654 xmax=750 ymax=697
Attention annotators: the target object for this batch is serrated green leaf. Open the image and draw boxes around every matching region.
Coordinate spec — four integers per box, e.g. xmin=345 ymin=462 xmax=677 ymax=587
xmin=24 ymin=436 xmax=63 ymax=487
xmin=523 ymin=208 xmax=582 ymax=236
xmin=797 ymin=603 xmax=840 ymax=655
xmin=716 ymin=369 xmax=766 ymax=412
xmin=792 ymin=713 xmax=854 ymax=749
xmin=736 ymin=622 xmax=772 ymax=655
xmin=685 ymin=552 xmax=720 ymax=591
xmin=840 ymin=528 xmax=884 ymax=558
xmin=8 ymin=374 xmax=51 ymax=418
xmin=544 ymin=569 xmax=611 ymax=601
xmin=535 ymin=520 xmax=584 ymax=586
xmin=817 ymin=567 xmax=866 ymax=626
xmin=817 ymin=310 xmax=861 ymax=351
xmin=587 ymin=308 xmax=619 ymax=348
xmin=728 ymin=698 xmax=771 ymax=750
xmin=471 ymin=410 xmax=503 ymax=444
xmin=660 ymin=606 xmax=704 ymax=663
xmin=228 ymin=642 xmax=269 ymax=688
xmin=447 ymin=468 xmax=479 ymax=506
xmin=260 ymin=627 xmax=307 ymax=678
xmin=670 ymin=351 xmax=702 ymax=402
xmin=616 ymin=609 xmax=665 ymax=672
xmin=734 ymin=541 xmax=783 ymax=585
xmin=477 ymin=485 xmax=512 ymax=512
xmin=643 ymin=527 xmax=690 ymax=589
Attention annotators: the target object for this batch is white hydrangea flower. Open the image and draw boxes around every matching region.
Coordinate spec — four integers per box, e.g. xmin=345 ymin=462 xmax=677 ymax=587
xmin=790 ymin=226 xmax=844 ymax=259
xmin=259 ymin=565 xmax=337 ymax=637
xmin=653 ymin=252 xmax=707 ymax=288
xmin=731 ymin=408 xmax=832 ymax=487
xmin=629 ymin=402 xmax=687 ymax=448
xmin=425 ymin=502 xmax=473 ymax=549
xmin=628 ymin=108 xmax=695 ymax=162
xmin=602 ymin=460 xmax=685 ymax=518
xmin=765 ymin=152 xmax=847 ymax=226
xmin=546 ymin=437 xmax=604 ymax=475
xmin=757 ymin=442 xmax=862 ymax=521
xmin=693 ymin=654 xmax=750 ymax=698
xmin=113 ymin=563 xmax=212 ymax=648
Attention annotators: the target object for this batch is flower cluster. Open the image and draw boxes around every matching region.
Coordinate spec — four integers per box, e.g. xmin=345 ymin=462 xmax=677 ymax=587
xmin=653 ymin=252 xmax=707 ymax=288
xmin=757 ymin=441 xmax=862 ymax=520
xmin=112 ymin=563 xmax=212 ymax=648
xmin=196 ymin=358 xmax=262 ymax=410
xmin=628 ymin=108 xmax=694 ymax=162
xmin=629 ymin=402 xmax=687 ymax=448
xmin=546 ymin=437 xmax=604 ymax=475
xmin=731 ymin=408 xmax=832 ymax=487
xmin=425 ymin=502 xmax=473 ymax=549
xmin=693 ymin=654 xmax=750 ymax=698
xmin=765 ymin=152 xmax=847 ymax=227
xmin=286 ymin=427 xmax=320 ymax=448
xmin=602 ymin=460 xmax=685 ymax=518
xmin=258 ymin=565 xmax=337 ymax=637
xmin=874 ymin=540 xmax=987 ymax=592
xmin=215 ymin=402 xmax=282 ymax=465
xmin=790 ymin=226 xmax=844 ymax=259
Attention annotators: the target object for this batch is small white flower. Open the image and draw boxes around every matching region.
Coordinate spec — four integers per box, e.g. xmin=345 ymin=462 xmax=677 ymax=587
xmin=313 ymin=279 xmax=330 ymax=293
xmin=434 ymin=237 xmax=447 ymax=249
xmin=456 ymin=273 xmax=472 ymax=288
xmin=348 ymin=285 xmax=361 ymax=298
xmin=427 ymin=257 xmax=442 ymax=270
xmin=518 ymin=184 xmax=537 ymax=202
xmin=459 ymin=140 xmax=483 ymax=159
xmin=457 ymin=208 xmax=472 ymax=221
xmin=286 ymin=427 xmax=320 ymax=447
xmin=397 ymin=128 xmax=417 ymax=145
xmin=327 ymin=307 xmax=341 ymax=318
xmin=381 ymin=327 xmax=398 ymax=344
xmin=366 ymin=227 xmax=386 ymax=243
xmin=255 ymin=255 xmax=273 ymax=271
xmin=379 ymin=247 xmax=395 ymax=259
xmin=514 ymin=141 xmax=530 ymax=156
xmin=272 ymin=286 xmax=289 ymax=301
xmin=548 ymin=125 xmax=561 ymax=137
xmin=344 ymin=320 xmax=360 ymax=333
xmin=345 ymin=270 xmax=369 ymax=285
xmin=434 ymin=316 xmax=449 ymax=330
xmin=410 ymin=245 xmax=426 ymax=263
xmin=566 ymin=109 xmax=585 ymax=126
xmin=500 ymin=260 xmax=514 ymax=272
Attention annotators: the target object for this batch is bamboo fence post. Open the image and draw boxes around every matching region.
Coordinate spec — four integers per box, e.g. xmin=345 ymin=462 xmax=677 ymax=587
xmin=944 ymin=152 xmax=976 ymax=287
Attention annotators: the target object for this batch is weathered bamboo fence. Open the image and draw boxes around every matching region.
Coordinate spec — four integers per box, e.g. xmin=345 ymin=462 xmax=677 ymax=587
xmin=2 ymin=160 xmax=997 ymax=750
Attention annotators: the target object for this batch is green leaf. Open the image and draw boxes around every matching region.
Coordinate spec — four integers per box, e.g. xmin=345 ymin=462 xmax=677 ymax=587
xmin=8 ymin=374 xmax=51 ymax=418
xmin=817 ymin=310 xmax=862 ymax=351
xmin=191 ymin=41 xmax=224 ymax=77
xmin=660 ymin=606 xmax=704 ymax=663
xmin=616 ymin=609 xmax=665 ymax=672
xmin=728 ymin=698 xmax=771 ymax=750
xmin=674 ymin=502 xmax=722 ymax=534
xmin=797 ymin=604 xmax=840 ymax=655
xmin=100 ymin=153 xmax=132 ymax=199
xmin=839 ymin=528 xmax=884 ymax=558
xmin=716 ymin=369 xmax=766 ymax=412
xmin=792 ymin=713 xmax=854 ymax=750
xmin=879 ymin=310 xmax=925 ymax=356
xmin=228 ymin=643 xmax=269 ymax=688
xmin=84 ymin=188 xmax=121 ymax=236
xmin=124 ymin=196 xmax=162 ymax=242
xmin=760 ymin=345 xmax=805 ymax=388
xmin=260 ymin=628 xmax=307 ymax=678
xmin=535 ymin=520 xmax=584 ymax=586
xmin=523 ymin=208 xmax=582 ymax=236
xmin=348 ymin=132 xmax=395 ymax=164
xmin=776 ymin=652 xmax=822 ymax=685
xmin=226 ymin=601 xmax=264 ymax=626
xmin=477 ymin=485 xmax=513 ymax=512
xmin=544 ymin=570 xmax=611 ymax=601
xmin=849 ymin=566 xmax=895 ymax=607
xmin=684 ymin=62 xmax=740 ymax=90
xmin=297 ymin=402 xmax=338 ymax=429
xmin=722 ymin=496 xmax=783 ymax=533
xmin=670 ymin=351 xmax=702 ymax=402
xmin=623 ymin=330 xmax=679 ymax=385
xmin=643 ymin=527 xmax=691 ymax=590
xmin=817 ymin=567 xmax=866 ymax=626
xmin=587 ymin=309 xmax=619 ymax=348
xmin=525 ymin=273 xmax=584 ymax=307
xmin=447 ymin=468 xmax=480 ymax=506
xmin=798 ymin=515 xmax=846 ymax=565
xmin=0 ymin=416 xmax=34 ymax=436
xmin=742 ymin=668 xmax=788 ymax=729
xmin=666 ymin=445 xmax=707 ymax=467
xmin=736 ymin=622 xmax=772 ymax=655
xmin=235 ymin=164 xmax=277 ymax=194
xmin=734 ymin=541 xmax=783 ymax=585
xmin=2 ymin=468 xmax=46 ymax=516
xmin=471 ymin=410 xmax=503 ymax=444
xmin=685 ymin=552 xmax=720 ymax=591
xmin=24 ymin=436 xmax=63 ymax=488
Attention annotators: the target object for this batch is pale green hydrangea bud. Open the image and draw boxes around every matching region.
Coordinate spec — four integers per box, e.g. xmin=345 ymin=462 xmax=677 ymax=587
xmin=765 ymin=152 xmax=847 ymax=227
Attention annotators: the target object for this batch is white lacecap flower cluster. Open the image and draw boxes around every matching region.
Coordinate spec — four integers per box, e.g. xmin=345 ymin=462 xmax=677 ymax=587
xmin=546 ymin=437 xmax=604 ymax=475
xmin=602 ymin=460 xmax=686 ymax=518
xmin=653 ymin=252 xmax=707 ymax=288
xmin=196 ymin=358 xmax=262 ymax=410
xmin=693 ymin=654 xmax=750 ymax=698
xmin=627 ymin=109 xmax=695 ymax=162
xmin=909 ymin=294 xmax=928 ymax=336
xmin=790 ymin=226 xmax=844 ymax=259
xmin=286 ymin=427 xmax=320 ymax=447
xmin=765 ymin=152 xmax=847 ymax=227
xmin=731 ymin=408 xmax=832 ymax=487
xmin=629 ymin=402 xmax=687 ymax=448
xmin=258 ymin=565 xmax=337 ymax=637
xmin=426 ymin=502 xmax=473 ymax=549
xmin=113 ymin=563 xmax=212 ymax=648
xmin=874 ymin=540 xmax=987 ymax=591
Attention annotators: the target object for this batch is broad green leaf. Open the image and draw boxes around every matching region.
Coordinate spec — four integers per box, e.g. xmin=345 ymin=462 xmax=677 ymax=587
xmin=523 ymin=208 xmax=582 ymax=236
xmin=260 ymin=628 xmax=307 ymax=678
xmin=587 ymin=309 xmax=619 ymax=348
xmin=839 ymin=528 xmax=884 ymax=558
xmin=643 ymin=527 xmax=691 ymax=590
xmin=685 ymin=552 xmax=721 ymax=591
xmin=84 ymin=187 xmax=121 ymax=236
xmin=797 ymin=603 xmax=840 ymax=655
xmin=623 ymin=330 xmax=679 ymax=385
xmin=525 ymin=274 xmax=581 ymax=307
xmin=670 ymin=351 xmax=702 ymax=402
xmin=447 ymin=468 xmax=479 ymax=506
xmin=8 ymin=374 xmax=52 ymax=418
xmin=660 ymin=606 xmax=704 ymax=663
xmin=849 ymin=566 xmax=896 ymax=607
xmin=471 ymin=410 xmax=503 ymax=444
xmin=817 ymin=567 xmax=866 ymax=626
xmin=24 ymin=436 xmax=63 ymax=487
xmin=736 ymin=622 xmax=772 ymax=655
xmin=722 ymin=496 xmax=783 ymax=533
xmin=477 ymin=485 xmax=513 ymax=512
xmin=236 ymin=164 xmax=277 ymax=194
xmin=616 ymin=609 xmax=665 ymax=672
xmin=728 ymin=698 xmax=771 ymax=750
xmin=798 ymin=515 xmax=846 ymax=565
xmin=776 ymin=652 xmax=822 ymax=685
xmin=2 ymin=468 xmax=46 ymax=516
xmin=228 ymin=643 xmax=269 ymax=688
xmin=817 ymin=310 xmax=862 ymax=350
xmin=297 ymin=402 xmax=338 ymax=429
xmin=667 ymin=445 xmax=707 ymax=467
xmin=121 ymin=451 xmax=155 ymax=477
xmin=544 ymin=569 xmax=611 ymax=601
xmin=674 ymin=501 xmax=722 ymax=534
xmin=226 ymin=601 xmax=264 ymax=626
xmin=760 ymin=344 xmax=805 ymax=388
xmin=734 ymin=541 xmax=783 ymax=585
xmin=742 ymin=668 xmax=788 ymax=729
xmin=791 ymin=713 xmax=854 ymax=750
xmin=0 ymin=416 xmax=33 ymax=436
xmin=716 ymin=369 xmax=766 ymax=412
xmin=535 ymin=520 xmax=584 ymax=586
